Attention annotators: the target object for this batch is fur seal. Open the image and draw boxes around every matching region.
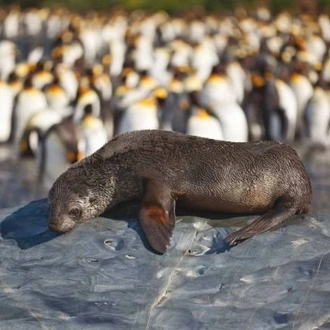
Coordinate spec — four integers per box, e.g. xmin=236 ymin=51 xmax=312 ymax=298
xmin=48 ymin=129 xmax=312 ymax=254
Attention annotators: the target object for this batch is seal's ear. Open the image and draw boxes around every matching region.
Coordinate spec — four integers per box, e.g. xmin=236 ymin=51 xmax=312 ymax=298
xmin=139 ymin=180 xmax=176 ymax=254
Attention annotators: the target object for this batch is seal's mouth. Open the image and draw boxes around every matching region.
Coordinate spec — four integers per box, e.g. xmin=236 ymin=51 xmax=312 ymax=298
xmin=49 ymin=222 xmax=63 ymax=233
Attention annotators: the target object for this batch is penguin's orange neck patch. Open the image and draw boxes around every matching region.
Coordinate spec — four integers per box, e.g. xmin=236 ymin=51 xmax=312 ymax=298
xmin=48 ymin=85 xmax=63 ymax=94
xmin=78 ymin=89 xmax=96 ymax=103
xmin=20 ymin=139 xmax=28 ymax=152
xmin=169 ymin=79 xmax=183 ymax=93
xmin=154 ymin=87 xmax=167 ymax=99
xmin=26 ymin=87 xmax=39 ymax=94
xmin=137 ymin=97 xmax=156 ymax=108
xmin=290 ymin=73 xmax=302 ymax=81
xmin=251 ymin=74 xmax=265 ymax=87
xmin=81 ymin=115 xmax=99 ymax=128
xmin=10 ymin=80 xmax=22 ymax=89
xmin=67 ymin=151 xmax=77 ymax=163
xmin=116 ymin=85 xmax=130 ymax=96
xmin=36 ymin=71 xmax=52 ymax=79
xmin=67 ymin=151 xmax=84 ymax=163
xmin=79 ymin=87 xmax=91 ymax=95
xmin=140 ymin=76 xmax=157 ymax=88
xmin=77 ymin=152 xmax=84 ymax=161
xmin=208 ymin=74 xmax=227 ymax=83
xmin=197 ymin=108 xmax=210 ymax=119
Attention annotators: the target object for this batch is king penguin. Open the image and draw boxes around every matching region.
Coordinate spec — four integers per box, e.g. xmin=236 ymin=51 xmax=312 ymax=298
xmin=0 ymin=79 xmax=15 ymax=143
xmin=289 ymin=65 xmax=314 ymax=139
xmin=116 ymin=71 xmax=161 ymax=134
xmin=37 ymin=118 xmax=84 ymax=188
xmin=78 ymin=104 xmax=108 ymax=156
xmin=186 ymin=107 xmax=223 ymax=140
xmin=304 ymin=84 xmax=330 ymax=148
xmin=74 ymin=75 xmax=101 ymax=123
xmin=116 ymin=90 xmax=160 ymax=134
xmin=19 ymin=109 xmax=63 ymax=158
xmin=201 ymin=64 xmax=248 ymax=142
xmin=14 ymin=75 xmax=48 ymax=156
xmin=275 ymin=78 xmax=298 ymax=142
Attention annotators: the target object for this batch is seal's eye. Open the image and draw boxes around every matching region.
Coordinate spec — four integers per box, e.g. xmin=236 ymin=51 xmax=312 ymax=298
xmin=68 ymin=207 xmax=81 ymax=218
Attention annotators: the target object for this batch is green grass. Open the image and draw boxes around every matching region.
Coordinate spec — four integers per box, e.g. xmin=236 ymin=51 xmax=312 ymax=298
xmin=2 ymin=0 xmax=327 ymax=15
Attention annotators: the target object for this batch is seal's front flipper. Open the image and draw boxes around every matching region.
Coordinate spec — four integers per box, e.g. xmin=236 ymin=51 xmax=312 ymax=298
xmin=225 ymin=203 xmax=296 ymax=246
xmin=139 ymin=180 xmax=176 ymax=254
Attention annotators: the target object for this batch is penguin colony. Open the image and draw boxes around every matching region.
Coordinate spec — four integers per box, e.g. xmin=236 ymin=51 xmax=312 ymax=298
xmin=0 ymin=6 xmax=329 ymax=187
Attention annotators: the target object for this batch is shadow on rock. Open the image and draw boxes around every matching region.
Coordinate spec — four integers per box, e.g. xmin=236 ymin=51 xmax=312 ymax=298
xmin=0 ymin=198 xmax=59 ymax=249
xmin=102 ymin=200 xmax=164 ymax=254
xmin=103 ymin=201 xmax=240 ymax=255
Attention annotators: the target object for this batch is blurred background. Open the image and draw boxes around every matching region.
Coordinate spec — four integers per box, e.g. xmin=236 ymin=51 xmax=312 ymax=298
xmin=1 ymin=0 xmax=329 ymax=13
xmin=0 ymin=0 xmax=330 ymax=212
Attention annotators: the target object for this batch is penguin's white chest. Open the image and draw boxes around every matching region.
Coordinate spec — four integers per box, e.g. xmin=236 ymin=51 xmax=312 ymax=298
xmin=40 ymin=132 xmax=72 ymax=188
xmin=0 ymin=84 xmax=14 ymax=142
xmin=187 ymin=114 xmax=223 ymax=140
xmin=118 ymin=102 xmax=159 ymax=133
xmin=213 ymin=103 xmax=248 ymax=142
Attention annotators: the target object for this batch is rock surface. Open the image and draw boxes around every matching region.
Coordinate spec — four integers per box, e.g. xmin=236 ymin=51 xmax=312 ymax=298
xmin=1 ymin=199 xmax=330 ymax=329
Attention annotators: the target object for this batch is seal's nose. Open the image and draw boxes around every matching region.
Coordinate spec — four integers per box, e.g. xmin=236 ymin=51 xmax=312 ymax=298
xmin=48 ymin=218 xmax=76 ymax=233
xmin=48 ymin=222 xmax=59 ymax=232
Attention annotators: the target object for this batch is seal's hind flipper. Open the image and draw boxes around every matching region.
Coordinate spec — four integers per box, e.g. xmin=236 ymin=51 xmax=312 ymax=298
xmin=225 ymin=203 xmax=296 ymax=246
xmin=139 ymin=180 xmax=176 ymax=254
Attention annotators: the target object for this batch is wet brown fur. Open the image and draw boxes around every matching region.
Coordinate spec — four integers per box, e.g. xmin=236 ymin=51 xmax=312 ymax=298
xmin=48 ymin=129 xmax=312 ymax=253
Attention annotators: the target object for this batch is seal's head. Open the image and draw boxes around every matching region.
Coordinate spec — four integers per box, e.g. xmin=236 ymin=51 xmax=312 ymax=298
xmin=48 ymin=158 xmax=114 ymax=233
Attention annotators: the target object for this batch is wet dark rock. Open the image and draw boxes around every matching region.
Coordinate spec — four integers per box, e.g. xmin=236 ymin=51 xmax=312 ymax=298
xmin=1 ymin=199 xmax=330 ymax=329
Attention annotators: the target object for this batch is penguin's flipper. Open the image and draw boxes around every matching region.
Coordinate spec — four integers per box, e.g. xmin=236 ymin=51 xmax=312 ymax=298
xmin=139 ymin=179 xmax=176 ymax=254
xmin=277 ymin=107 xmax=290 ymax=141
